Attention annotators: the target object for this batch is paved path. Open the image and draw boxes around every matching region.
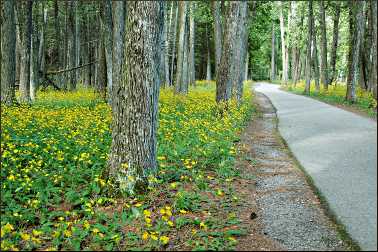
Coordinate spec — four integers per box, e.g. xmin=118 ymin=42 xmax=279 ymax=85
xmin=254 ymin=83 xmax=377 ymax=251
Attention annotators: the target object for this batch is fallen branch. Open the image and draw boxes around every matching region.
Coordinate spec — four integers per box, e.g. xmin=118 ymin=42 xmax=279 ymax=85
xmin=46 ymin=61 xmax=98 ymax=75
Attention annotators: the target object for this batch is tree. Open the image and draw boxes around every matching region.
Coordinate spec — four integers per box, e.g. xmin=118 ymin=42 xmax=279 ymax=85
xmin=212 ymin=1 xmax=223 ymax=75
xmin=188 ymin=2 xmax=196 ymax=86
xmin=304 ymin=0 xmax=313 ymax=94
xmin=279 ymin=1 xmax=289 ymax=85
xmin=1 ymin=0 xmax=16 ymax=105
xmin=319 ymin=1 xmax=328 ymax=89
xmin=112 ymin=1 xmax=126 ymax=105
xmin=371 ymin=0 xmax=377 ymax=99
xmin=216 ymin=1 xmax=242 ymax=103
xmin=16 ymin=0 xmax=33 ymax=103
xmin=312 ymin=21 xmax=320 ymax=92
xmin=108 ymin=2 xmax=163 ymax=195
xmin=346 ymin=1 xmax=365 ymax=102
xmin=67 ymin=1 xmax=77 ymax=90
xmin=328 ymin=2 xmax=341 ymax=85
xmin=270 ymin=23 xmax=276 ymax=81
xmin=170 ymin=3 xmax=178 ymax=86
xmin=175 ymin=1 xmax=187 ymax=93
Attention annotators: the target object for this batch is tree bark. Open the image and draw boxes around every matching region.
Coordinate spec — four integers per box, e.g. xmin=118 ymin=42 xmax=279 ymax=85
xmin=175 ymin=1 xmax=187 ymax=93
xmin=206 ymin=25 xmax=212 ymax=81
xmin=319 ymin=0 xmax=328 ymax=89
xmin=75 ymin=1 xmax=81 ymax=84
xmin=67 ymin=1 xmax=76 ymax=90
xmin=244 ymin=52 xmax=249 ymax=81
xmin=370 ymin=0 xmax=377 ymax=99
xmin=212 ymin=1 xmax=223 ymax=75
xmin=188 ymin=2 xmax=195 ymax=86
xmin=164 ymin=2 xmax=171 ymax=86
xmin=100 ymin=0 xmax=113 ymax=102
xmin=112 ymin=1 xmax=126 ymax=103
xmin=304 ymin=0 xmax=313 ymax=94
xmin=270 ymin=23 xmax=276 ymax=81
xmin=17 ymin=0 xmax=33 ymax=103
xmin=182 ymin=21 xmax=189 ymax=93
xmin=1 ymin=0 xmax=16 ymax=105
xmin=328 ymin=2 xmax=340 ymax=85
xmin=30 ymin=5 xmax=39 ymax=101
xmin=346 ymin=1 xmax=365 ymax=102
xmin=312 ymin=26 xmax=320 ymax=92
xmin=170 ymin=3 xmax=178 ymax=87
xmin=108 ymin=2 xmax=163 ymax=195
xmin=216 ymin=1 xmax=241 ymax=103
xmin=279 ymin=1 xmax=288 ymax=84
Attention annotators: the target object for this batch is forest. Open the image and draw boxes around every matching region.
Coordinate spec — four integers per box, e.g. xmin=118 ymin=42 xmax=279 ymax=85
xmin=1 ymin=1 xmax=377 ymax=251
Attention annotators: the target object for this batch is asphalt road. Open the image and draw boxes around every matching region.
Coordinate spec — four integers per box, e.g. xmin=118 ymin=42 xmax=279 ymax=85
xmin=254 ymin=82 xmax=377 ymax=251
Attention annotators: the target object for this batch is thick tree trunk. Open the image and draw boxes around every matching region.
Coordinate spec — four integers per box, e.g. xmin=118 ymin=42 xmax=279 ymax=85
xmin=346 ymin=1 xmax=365 ymax=102
xmin=30 ymin=14 xmax=39 ymax=101
xmin=112 ymin=1 xmax=126 ymax=102
xmin=38 ymin=4 xmax=47 ymax=79
xmin=1 ymin=0 xmax=16 ymax=105
xmin=17 ymin=0 xmax=33 ymax=103
xmin=370 ymin=0 xmax=377 ymax=99
xmin=304 ymin=0 xmax=313 ymax=94
xmin=319 ymin=0 xmax=328 ymax=89
xmin=108 ymin=2 xmax=163 ymax=195
xmin=188 ymin=2 xmax=195 ymax=86
xmin=279 ymin=1 xmax=288 ymax=84
xmin=170 ymin=3 xmax=178 ymax=87
xmin=212 ymin=1 xmax=223 ymax=75
xmin=270 ymin=23 xmax=275 ymax=81
xmin=175 ymin=1 xmax=187 ymax=93
xmin=159 ymin=2 xmax=167 ymax=87
xmin=329 ymin=2 xmax=340 ymax=85
xmin=216 ymin=1 xmax=241 ymax=103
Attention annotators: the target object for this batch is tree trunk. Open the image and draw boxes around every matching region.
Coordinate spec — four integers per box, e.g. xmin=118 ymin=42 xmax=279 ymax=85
xmin=328 ymin=2 xmax=340 ymax=85
xmin=279 ymin=1 xmax=288 ymax=84
xmin=304 ymin=0 xmax=313 ymax=94
xmin=38 ymin=4 xmax=47 ymax=79
xmin=212 ymin=1 xmax=223 ymax=75
xmin=244 ymin=52 xmax=249 ymax=81
xmin=175 ymin=1 xmax=187 ymax=93
xmin=75 ymin=1 xmax=81 ymax=84
xmin=17 ymin=0 xmax=33 ymax=103
xmin=108 ymin=2 xmax=163 ymax=195
xmin=1 ymin=0 xmax=16 ymax=105
xmin=67 ymin=1 xmax=76 ymax=90
xmin=30 ymin=7 xmax=39 ymax=101
xmin=270 ymin=23 xmax=276 ymax=81
xmin=182 ymin=21 xmax=189 ymax=93
xmin=206 ymin=25 xmax=212 ymax=81
xmin=164 ymin=2 xmax=171 ymax=86
xmin=188 ymin=2 xmax=195 ymax=86
xmin=319 ymin=0 xmax=328 ymax=89
xmin=170 ymin=3 xmax=178 ymax=87
xmin=234 ymin=1 xmax=248 ymax=102
xmin=159 ymin=2 xmax=167 ymax=87
xmin=312 ymin=24 xmax=320 ymax=92
xmin=112 ymin=1 xmax=126 ymax=103
xmin=346 ymin=1 xmax=365 ymax=102
xmin=216 ymin=1 xmax=241 ymax=103
xmin=97 ymin=36 xmax=107 ymax=99
xmin=370 ymin=0 xmax=377 ymax=99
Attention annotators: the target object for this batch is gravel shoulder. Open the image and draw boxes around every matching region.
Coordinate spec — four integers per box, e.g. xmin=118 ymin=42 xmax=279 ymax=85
xmin=235 ymin=92 xmax=345 ymax=250
xmin=254 ymin=82 xmax=377 ymax=251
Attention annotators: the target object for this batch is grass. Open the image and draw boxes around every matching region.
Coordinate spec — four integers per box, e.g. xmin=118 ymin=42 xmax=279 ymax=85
xmin=1 ymin=81 xmax=255 ymax=251
xmin=282 ymin=80 xmax=377 ymax=119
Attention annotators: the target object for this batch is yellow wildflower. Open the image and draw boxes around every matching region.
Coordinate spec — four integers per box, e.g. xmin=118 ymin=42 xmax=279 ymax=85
xmin=142 ymin=231 xmax=149 ymax=240
xmin=160 ymin=235 xmax=169 ymax=245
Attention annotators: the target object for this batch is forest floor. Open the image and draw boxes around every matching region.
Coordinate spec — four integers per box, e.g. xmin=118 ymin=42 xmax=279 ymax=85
xmin=255 ymin=82 xmax=377 ymax=251
xmin=233 ymin=92 xmax=345 ymax=250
